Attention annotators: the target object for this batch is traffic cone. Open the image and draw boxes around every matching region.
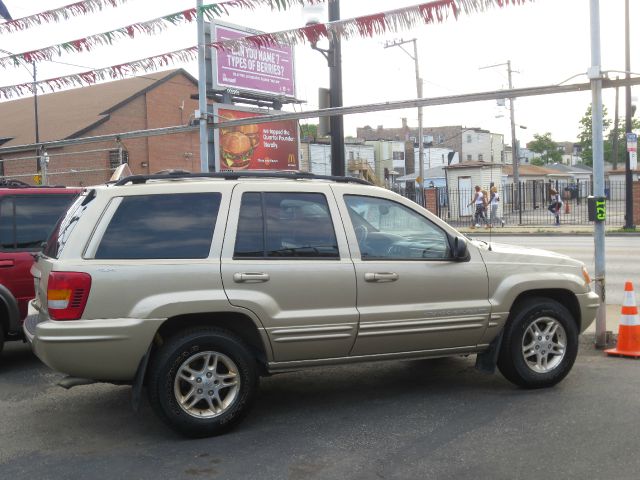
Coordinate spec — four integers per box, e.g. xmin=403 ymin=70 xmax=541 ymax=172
xmin=605 ymin=281 xmax=640 ymax=358
xmin=565 ymin=201 xmax=570 ymax=214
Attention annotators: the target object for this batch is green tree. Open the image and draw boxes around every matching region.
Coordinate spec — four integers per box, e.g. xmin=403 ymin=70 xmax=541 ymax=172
xmin=577 ymin=104 xmax=612 ymax=166
xmin=300 ymin=123 xmax=319 ymax=140
xmin=527 ymin=132 xmax=562 ymax=164
xmin=530 ymin=157 xmax=545 ymax=166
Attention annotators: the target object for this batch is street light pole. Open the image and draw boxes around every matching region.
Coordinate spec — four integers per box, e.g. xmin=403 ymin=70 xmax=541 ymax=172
xmin=624 ymin=0 xmax=635 ymax=229
xmin=384 ymin=38 xmax=423 ymax=200
xmin=197 ymin=0 xmax=209 ymax=173
xmin=328 ymin=0 xmax=345 ymax=176
xmin=589 ymin=0 xmax=607 ymax=347
xmin=507 ymin=61 xmax=520 ymax=209
xmin=480 ymin=61 xmax=519 ymax=210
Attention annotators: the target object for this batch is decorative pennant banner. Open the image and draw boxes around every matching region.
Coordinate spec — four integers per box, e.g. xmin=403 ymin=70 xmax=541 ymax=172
xmin=0 ymin=0 xmax=327 ymax=66
xmin=210 ymin=0 xmax=533 ymax=52
xmin=0 ymin=0 xmax=131 ymax=34
xmin=0 ymin=0 xmax=326 ymax=35
xmin=0 ymin=47 xmax=200 ymax=98
xmin=0 ymin=0 xmax=532 ymax=99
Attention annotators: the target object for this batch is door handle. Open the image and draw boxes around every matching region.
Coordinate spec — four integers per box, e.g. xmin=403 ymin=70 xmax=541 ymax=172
xmin=233 ymin=272 xmax=270 ymax=283
xmin=364 ymin=272 xmax=399 ymax=282
xmin=0 ymin=259 xmax=15 ymax=268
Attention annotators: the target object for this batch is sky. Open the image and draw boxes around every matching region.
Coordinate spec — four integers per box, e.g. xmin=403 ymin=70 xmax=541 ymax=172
xmin=0 ymin=0 xmax=638 ymax=146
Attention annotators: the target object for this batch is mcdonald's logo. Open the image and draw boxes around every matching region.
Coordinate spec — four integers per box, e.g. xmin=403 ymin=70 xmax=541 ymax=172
xmin=287 ymin=153 xmax=297 ymax=167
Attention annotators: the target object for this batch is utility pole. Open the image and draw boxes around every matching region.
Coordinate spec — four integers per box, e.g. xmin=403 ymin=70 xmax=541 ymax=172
xmin=0 ymin=49 xmax=42 ymax=181
xmin=328 ymin=0 xmax=345 ymax=176
xmin=196 ymin=0 xmax=209 ymax=173
xmin=384 ymin=38 xmax=423 ymax=201
xmin=589 ymin=0 xmax=607 ymax=347
xmin=613 ymin=78 xmax=620 ymax=171
xmin=624 ymin=0 xmax=635 ymax=229
xmin=480 ymin=61 xmax=519 ymax=210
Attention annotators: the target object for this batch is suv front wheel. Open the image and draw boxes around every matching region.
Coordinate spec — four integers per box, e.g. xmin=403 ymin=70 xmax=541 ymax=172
xmin=147 ymin=328 xmax=259 ymax=437
xmin=497 ymin=297 xmax=579 ymax=389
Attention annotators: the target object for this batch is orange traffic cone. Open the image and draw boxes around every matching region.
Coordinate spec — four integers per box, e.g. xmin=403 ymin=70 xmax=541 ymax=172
xmin=565 ymin=201 xmax=570 ymax=214
xmin=605 ymin=281 xmax=640 ymax=358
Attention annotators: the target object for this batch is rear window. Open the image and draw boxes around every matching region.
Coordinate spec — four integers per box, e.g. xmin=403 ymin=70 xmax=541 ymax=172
xmin=44 ymin=191 xmax=94 ymax=259
xmin=95 ymin=193 xmax=221 ymax=259
xmin=0 ymin=194 xmax=77 ymax=251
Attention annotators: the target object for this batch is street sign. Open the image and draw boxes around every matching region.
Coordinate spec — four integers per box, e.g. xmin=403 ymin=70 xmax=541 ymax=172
xmin=33 ymin=174 xmax=41 ymax=185
xmin=626 ymin=132 xmax=637 ymax=152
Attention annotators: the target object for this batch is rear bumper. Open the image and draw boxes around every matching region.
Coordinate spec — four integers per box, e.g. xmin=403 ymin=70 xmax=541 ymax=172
xmin=24 ymin=302 xmax=163 ymax=381
xmin=576 ymin=291 xmax=600 ymax=333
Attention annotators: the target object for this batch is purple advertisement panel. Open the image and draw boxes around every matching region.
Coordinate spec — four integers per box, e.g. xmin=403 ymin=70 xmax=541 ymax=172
xmin=213 ymin=24 xmax=295 ymax=97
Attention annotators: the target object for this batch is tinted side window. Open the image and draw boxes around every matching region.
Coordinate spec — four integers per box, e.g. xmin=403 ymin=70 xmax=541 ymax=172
xmin=234 ymin=192 xmax=339 ymax=259
xmin=0 ymin=195 xmax=77 ymax=251
xmin=95 ymin=193 xmax=220 ymax=259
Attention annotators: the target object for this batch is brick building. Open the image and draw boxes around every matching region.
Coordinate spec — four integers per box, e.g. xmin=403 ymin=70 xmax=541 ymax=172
xmin=0 ymin=69 xmax=201 ymax=186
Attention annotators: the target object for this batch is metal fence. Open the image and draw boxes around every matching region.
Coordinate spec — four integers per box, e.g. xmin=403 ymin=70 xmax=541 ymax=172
xmin=397 ymin=181 xmax=630 ymax=227
xmin=0 ymin=146 xmax=124 ymax=187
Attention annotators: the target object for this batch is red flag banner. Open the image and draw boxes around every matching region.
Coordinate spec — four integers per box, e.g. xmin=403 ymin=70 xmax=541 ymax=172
xmin=0 ymin=0 xmax=533 ymax=99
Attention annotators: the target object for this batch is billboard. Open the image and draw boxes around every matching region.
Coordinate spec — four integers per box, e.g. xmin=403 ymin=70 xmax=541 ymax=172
xmin=214 ymin=106 xmax=299 ymax=171
xmin=211 ymin=22 xmax=295 ymax=98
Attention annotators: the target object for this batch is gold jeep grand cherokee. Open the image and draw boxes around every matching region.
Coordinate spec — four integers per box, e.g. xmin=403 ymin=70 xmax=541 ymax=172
xmin=25 ymin=171 xmax=599 ymax=437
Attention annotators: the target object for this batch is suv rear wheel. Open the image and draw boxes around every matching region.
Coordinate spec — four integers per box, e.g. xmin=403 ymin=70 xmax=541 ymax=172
xmin=497 ymin=297 xmax=578 ymax=389
xmin=147 ymin=328 xmax=258 ymax=437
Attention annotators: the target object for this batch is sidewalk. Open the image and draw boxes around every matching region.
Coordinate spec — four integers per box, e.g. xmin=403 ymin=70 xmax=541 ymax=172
xmin=457 ymin=224 xmax=639 ymax=235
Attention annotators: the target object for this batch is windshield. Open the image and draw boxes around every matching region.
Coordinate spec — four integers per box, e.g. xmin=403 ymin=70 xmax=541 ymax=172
xmin=43 ymin=189 xmax=95 ymax=259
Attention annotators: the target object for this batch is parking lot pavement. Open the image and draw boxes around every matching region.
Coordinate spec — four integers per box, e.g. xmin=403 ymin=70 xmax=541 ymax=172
xmin=2 ymin=339 xmax=640 ymax=480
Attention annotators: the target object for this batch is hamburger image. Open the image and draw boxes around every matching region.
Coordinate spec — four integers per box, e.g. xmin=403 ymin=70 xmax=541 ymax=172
xmin=220 ymin=131 xmax=253 ymax=170
xmin=236 ymin=124 xmax=260 ymax=148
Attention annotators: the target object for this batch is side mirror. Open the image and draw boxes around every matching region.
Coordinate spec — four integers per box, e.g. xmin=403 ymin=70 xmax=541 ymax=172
xmin=452 ymin=236 xmax=470 ymax=261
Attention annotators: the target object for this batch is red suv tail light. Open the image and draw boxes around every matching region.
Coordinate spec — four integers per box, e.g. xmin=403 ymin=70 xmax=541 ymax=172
xmin=47 ymin=272 xmax=92 ymax=320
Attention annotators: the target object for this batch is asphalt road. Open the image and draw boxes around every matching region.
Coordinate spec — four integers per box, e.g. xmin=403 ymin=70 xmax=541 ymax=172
xmin=2 ymin=338 xmax=640 ymax=480
xmin=472 ymin=235 xmax=640 ymax=305
xmin=3 ymin=235 xmax=638 ymax=479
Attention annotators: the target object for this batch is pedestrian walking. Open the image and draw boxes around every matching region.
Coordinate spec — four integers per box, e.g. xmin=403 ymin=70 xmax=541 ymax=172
xmin=489 ymin=186 xmax=505 ymax=227
xmin=548 ymin=188 xmax=563 ymax=226
xmin=468 ymin=185 xmax=488 ymax=228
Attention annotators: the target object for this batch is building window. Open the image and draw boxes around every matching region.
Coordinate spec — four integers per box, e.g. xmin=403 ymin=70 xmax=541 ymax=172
xmin=437 ymin=134 xmax=444 ymax=144
xmin=109 ymin=149 xmax=129 ymax=170
xmin=349 ymin=151 xmax=354 ymax=161
xmin=466 ymin=134 xmax=472 ymax=144
xmin=392 ymin=151 xmax=404 ymax=160
xmin=478 ymin=154 xmax=484 ymax=162
xmin=467 ymin=154 xmax=472 ymax=161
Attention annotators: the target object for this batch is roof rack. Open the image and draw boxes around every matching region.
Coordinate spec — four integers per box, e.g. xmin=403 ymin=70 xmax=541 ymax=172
xmin=113 ymin=170 xmax=373 ymax=186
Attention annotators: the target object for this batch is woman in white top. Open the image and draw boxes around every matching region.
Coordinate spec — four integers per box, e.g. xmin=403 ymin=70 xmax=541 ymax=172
xmin=489 ymin=186 xmax=505 ymax=227
xmin=468 ymin=186 xmax=488 ymax=228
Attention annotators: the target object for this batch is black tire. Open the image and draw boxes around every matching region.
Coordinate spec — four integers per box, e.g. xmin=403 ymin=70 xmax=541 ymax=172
xmin=147 ymin=328 xmax=258 ymax=437
xmin=0 ymin=326 xmax=4 ymax=356
xmin=497 ymin=297 xmax=578 ymax=389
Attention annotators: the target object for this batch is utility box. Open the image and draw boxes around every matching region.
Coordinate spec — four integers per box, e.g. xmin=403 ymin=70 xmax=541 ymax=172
xmin=587 ymin=196 xmax=607 ymax=222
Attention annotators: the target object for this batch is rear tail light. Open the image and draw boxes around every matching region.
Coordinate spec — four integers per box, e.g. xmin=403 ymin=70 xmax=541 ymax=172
xmin=47 ymin=272 xmax=91 ymax=320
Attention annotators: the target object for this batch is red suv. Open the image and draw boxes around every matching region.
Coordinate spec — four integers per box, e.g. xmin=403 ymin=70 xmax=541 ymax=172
xmin=0 ymin=179 xmax=79 ymax=353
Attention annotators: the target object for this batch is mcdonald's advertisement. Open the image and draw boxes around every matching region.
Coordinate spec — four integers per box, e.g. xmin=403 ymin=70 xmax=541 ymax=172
xmin=215 ymin=107 xmax=299 ymax=171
